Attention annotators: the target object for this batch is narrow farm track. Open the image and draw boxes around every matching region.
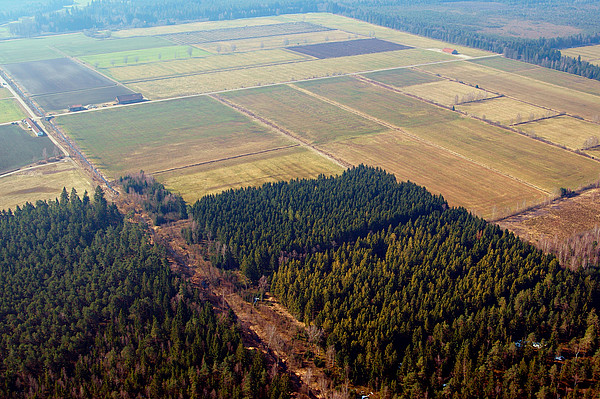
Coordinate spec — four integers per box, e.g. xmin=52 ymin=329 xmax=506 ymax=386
xmin=210 ymin=93 xmax=352 ymax=169
xmin=152 ymin=144 xmax=301 ymax=175
xmin=289 ymin=81 xmax=551 ymax=196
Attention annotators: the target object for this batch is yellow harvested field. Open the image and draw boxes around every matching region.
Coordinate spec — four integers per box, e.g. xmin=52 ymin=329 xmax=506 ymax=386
xmin=289 ymin=13 xmax=492 ymax=57
xmin=113 ymin=16 xmax=285 ymax=38
xmin=562 ymin=44 xmax=600 ymax=66
xmin=518 ymin=116 xmax=600 ymax=150
xmin=107 ymin=49 xmax=309 ymax=82
xmin=420 ymin=61 xmax=600 ymax=121
xmin=159 ymin=146 xmax=343 ymax=202
xmin=196 ymin=30 xmax=361 ymax=53
xmin=402 ymin=80 xmax=494 ymax=107
xmin=0 ymin=160 xmax=94 ymax=211
xmin=406 ymin=117 xmax=600 ymax=192
xmin=320 ymin=130 xmax=547 ymax=219
xmin=456 ymin=96 xmax=557 ymax=125
xmin=129 ymin=49 xmax=452 ymax=98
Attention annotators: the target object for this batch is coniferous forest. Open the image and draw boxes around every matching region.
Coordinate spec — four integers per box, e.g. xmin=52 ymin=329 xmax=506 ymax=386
xmin=0 ymin=187 xmax=288 ymax=398
xmin=190 ymin=166 xmax=600 ymax=398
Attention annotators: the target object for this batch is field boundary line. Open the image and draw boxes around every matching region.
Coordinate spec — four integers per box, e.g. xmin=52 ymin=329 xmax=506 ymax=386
xmin=210 ymin=94 xmax=351 ymax=169
xmin=152 ymin=144 xmax=301 ymax=175
xmin=510 ymin=113 xmax=566 ymax=127
xmin=289 ymin=80 xmax=550 ymax=196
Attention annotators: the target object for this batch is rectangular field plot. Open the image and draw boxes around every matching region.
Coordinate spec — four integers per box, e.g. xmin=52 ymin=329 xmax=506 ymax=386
xmin=129 ymin=49 xmax=451 ymax=98
xmin=158 ymin=146 xmax=343 ymax=202
xmin=0 ymin=124 xmax=59 ymax=174
xmin=0 ymin=88 xmax=13 ymax=99
xmin=287 ymin=38 xmax=412 ymax=59
xmin=54 ymin=96 xmax=294 ymax=178
xmin=364 ymin=68 xmax=443 ymax=88
xmin=421 ymin=61 xmax=600 ymax=121
xmin=159 ymin=22 xmax=332 ymax=45
xmin=456 ymin=96 xmax=557 ymax=125
xmin=469 ymin=56 xmax=538 ymax=73
xmin=3 ymin=58 xmax=116 ymax=96
xmin=0 ymin=98 xmax=27 ymax=123
xmin=518 ymin=116 xmax=600 ymax=150
xmin=0 ymin=38 xmax=63 ymax=64
xmin=296 ymin=76 xmax=458 ymax=128
xmin=0 ymin=160 xmax=93 ymax=211
xmin=401 ymin=80 xmax=494 ymax=107
xmin=81 ymin=45 xmax=211 ymax=69
xmin=33 ymin=85 xmax=135 ymax=112
xmin=406 ymin=117 xmax=600 ymax=192
xmin=222 ymin=84 xmax=387 ymax=144
xmin=106 ymin=49 xmax=309 ymax=83
xmin=562 ymin=45 xmax=600 ymax=65
xmin=196 ymin=30 xmax=359 ymax=53
xmin=319 ymin=130 xmax=546 ymax=219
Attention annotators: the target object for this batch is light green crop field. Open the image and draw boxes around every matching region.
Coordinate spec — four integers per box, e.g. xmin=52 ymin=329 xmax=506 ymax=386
xmin=472 ymin=56 xmax=600 ymax=98
xmin=159 ymin=145 xmax=344 ymax=202
xmin=319 ymin=130 xmax=546 ymax=219
xmin=106 ymin=49 xmax=309 ymax=82
xmin=456 ymin=96 xmax=557 ymax=125
xmin=54 ymin=96 xmax=294 ymax=177
xmin=421 ymin=61 xmax=600 ymax=121
xmin=0 ymin=160 xmax=94 ymax=211
xmin=222 ymin=84 xmax=387 ymax=144
xmin=364 ymin=67 xmax=443 ymax=88
xmin=0 ymin=98 xmax=26 ymax=123
xmin=129 ymin=48 xmax=452 ymax=98
xmin=297 ymin=76 xmax=458 ymax=128
xmin=0 ymin=87 xmax=13 ymax=99
xmin=0 ymin=38 xmax=63 ymax=64
xmin=401 ymin=80 xmax=493 ymax=107
xmin=81 ymin=45 xmax=211 ymax=69
xmin=0 ymin=124 xmax=58 ymax=174
xmin=517 ymin=116 xmax=600 ymax=150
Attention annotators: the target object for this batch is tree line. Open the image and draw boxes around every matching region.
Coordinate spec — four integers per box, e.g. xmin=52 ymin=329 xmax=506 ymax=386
xmin=0 ymin=187 xmax=289 ymax=398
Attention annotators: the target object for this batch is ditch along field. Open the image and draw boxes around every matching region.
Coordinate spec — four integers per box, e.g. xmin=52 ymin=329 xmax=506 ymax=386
xmin=562 ymin=44 xmax=600 ymax=67
xmin=0 ymin=124 xmax=59 ymax=174
xmin=0 ymin=159 xmax=94 ymax=211
xmin=456 ymin=96 xmax=557 ymax=125
xmin=53 ymin=96 xmax=306 ymax=178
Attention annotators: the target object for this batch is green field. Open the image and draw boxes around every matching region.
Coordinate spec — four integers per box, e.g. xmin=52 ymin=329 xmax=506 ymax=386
xmin=222 ymin=84 xmax=387 ymax=144
xmin=0 ymin=98 xmax=26 ymax=123
xmin=54 ymin=96 xmax=295 ymax=177
xmin=0 ymin=160 xmax=93 ymax=211
xmin=0 ymin=124 xmax=59 ymax=174
xmin=159 ymin=146 xmax=343 ymax=202
xmin=364 ymin=68 xmax=443 ymax=88
xmin=81 ymin=45 xmax=211 ymax=69
xmin=319 ymin=130 xmax=546 ymax=219
xmin=0 ymin=87 xmax=13 ymax=99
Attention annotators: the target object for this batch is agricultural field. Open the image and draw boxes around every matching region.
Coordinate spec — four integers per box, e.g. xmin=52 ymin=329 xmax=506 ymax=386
xmin=320 ymin=130 xmax=546 ymax=218
xmin=34 ymin=86 xmax=134 ymax=111
xmin=128 ymin=49 xmax=452 ymax=98
xmin=364 ymin=67 xmax=443 ymax=88
xmin=517 ymin=116 xmax=600 ymax=150
xmin=80 ymin=45 xmax=211 ymax=69
xmin=0 ymin=160 xmax=93 ymax=211
xmin=221 ymin=84 xmax=387 ymax=144
xmin=0 ymin=124 xmax=59 ymax=174
xmin=421 ymin=61 xmax=600 ymax=121
xmin=54 ymin=96 xmax=296 ymax=177
xmin=456 ymin=96 xmax=556 ymax=125
xmin=0 ymin=87 xmax=13 ymax=99
xmin=562 ymin=44 xmax=600 ymax=66
xmin=401 ymin=80 xmax=495 ymax=107
xmin=158 ymin=146 xmax=343 ymax=202
xmin=287 ymin=38 xmax=412 ymax=59
xmin=0 ymin=98 xmax=26 ymax=123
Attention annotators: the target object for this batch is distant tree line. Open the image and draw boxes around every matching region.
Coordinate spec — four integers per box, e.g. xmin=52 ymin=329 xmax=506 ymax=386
xmin=0 ymin=187 xmax=289 ymax=398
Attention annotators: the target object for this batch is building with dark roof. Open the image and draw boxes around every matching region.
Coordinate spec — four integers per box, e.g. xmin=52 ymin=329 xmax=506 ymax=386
xmin=116 ymin=93 xmax=144 ymax=105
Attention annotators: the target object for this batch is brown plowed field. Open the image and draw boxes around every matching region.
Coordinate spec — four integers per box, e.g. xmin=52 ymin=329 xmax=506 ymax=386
xmin=287 ymin=38 xmax=413 ymax=59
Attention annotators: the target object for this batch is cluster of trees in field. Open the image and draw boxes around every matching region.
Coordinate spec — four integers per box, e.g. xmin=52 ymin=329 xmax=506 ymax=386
xmin=119 ymin=171 xmax=187 ymax=225
xmin=190 ymin=166 xmax=600 ymax=397
xmin=186 ymin=166 xmax=446 ymax=281
xmin=0 ymin=187 xmax=289 ymax=398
